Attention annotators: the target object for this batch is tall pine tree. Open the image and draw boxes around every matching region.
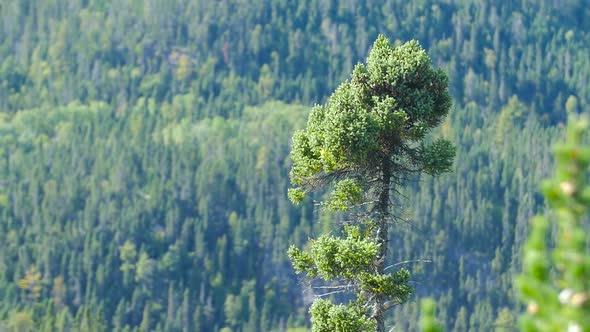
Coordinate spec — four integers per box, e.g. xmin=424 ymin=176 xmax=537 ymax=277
xmin=288 ymin=35 xmax=455 ymax=332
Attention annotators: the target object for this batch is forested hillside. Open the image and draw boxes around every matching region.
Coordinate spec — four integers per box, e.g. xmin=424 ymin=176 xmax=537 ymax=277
xmin=0 ymin=0 xmax=588 ymax=331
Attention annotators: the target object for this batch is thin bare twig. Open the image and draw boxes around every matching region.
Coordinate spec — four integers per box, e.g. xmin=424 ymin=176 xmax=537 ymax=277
xmin=384 ymin=259 xmax=432 ymax=271
xmin=315 ymin=289 xmax=349 ymax=297
xmin=313 ymin=284 xmax=355 ymax=290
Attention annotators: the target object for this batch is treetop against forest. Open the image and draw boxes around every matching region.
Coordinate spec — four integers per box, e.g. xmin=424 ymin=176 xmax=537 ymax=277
xmin=288 ymin=35 xmax=455 ymax=332
xmin=1 ymin=1 xmax=589 ymax=331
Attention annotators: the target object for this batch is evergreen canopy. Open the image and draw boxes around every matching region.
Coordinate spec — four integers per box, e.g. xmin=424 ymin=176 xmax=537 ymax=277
xmin=289 ymin=35 xmax=454 ymax=208
xmin=288 ymin=35 xmax=455 ymax=332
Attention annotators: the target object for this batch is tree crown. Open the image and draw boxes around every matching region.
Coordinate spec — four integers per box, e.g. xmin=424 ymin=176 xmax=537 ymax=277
xmin=289 ymin=35 xmax=454 ymax=208
xmin=288 ymin=35 xmax=455 ymax=332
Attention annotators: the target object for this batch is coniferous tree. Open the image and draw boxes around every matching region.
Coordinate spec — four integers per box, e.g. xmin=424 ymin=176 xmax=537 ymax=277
xmin=1 ymin=1 xmax=589 ymax=330
xmin=288 ymin=35 xmax=455 ymax=332
xmin=517 ymin=116 xmax=590 ymax=331
xmin=421 ymin=299 xmax=444 ymax=332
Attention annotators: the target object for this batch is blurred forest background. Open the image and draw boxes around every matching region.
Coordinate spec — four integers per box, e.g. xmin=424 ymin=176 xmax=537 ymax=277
xmin=0 ymin=0 xmax=588 ymax=331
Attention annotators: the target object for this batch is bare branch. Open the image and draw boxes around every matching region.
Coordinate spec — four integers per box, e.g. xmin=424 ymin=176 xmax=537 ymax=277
xmin=313 ymin=284 xmax=355 ymax=290
xmin=315 ymin=289 xmax=349 ymax=297
xmin=382 ymin=300 xmax=404 ymax=311
xmin=384 ymin=259 xmax=432 ymax=271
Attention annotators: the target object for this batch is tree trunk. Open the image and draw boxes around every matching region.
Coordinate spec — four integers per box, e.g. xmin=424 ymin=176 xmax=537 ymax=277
xmin=374 ymin=157 xmax=391 ymax=332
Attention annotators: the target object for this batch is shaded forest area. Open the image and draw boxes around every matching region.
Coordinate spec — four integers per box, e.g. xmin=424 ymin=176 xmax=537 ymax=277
xmin=0 ymin=0 xmax=589 ymax=331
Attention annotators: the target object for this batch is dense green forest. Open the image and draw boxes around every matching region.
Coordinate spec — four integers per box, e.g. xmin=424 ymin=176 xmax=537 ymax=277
xmin=0 ymin=0 xmax=588 ymax=331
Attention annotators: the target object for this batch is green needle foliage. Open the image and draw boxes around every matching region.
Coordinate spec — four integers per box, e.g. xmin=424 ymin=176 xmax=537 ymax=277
xmin=420 ymin=299 xmax=444 ymax=332
xmin=517 ymin=116 xmax=590 ymax=331
xmin=287 ymin=35 xmax=455 ymax=332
